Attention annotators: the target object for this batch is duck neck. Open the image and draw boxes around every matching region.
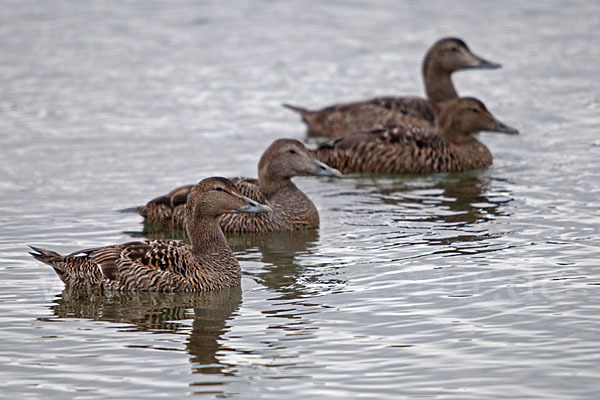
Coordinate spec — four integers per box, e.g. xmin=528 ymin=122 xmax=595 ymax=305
xmin=433 ymin=121 xmax=492 ymax=170
xmin=258 ymin=174 xmax=298 ymax=199
xmin=435 ymin=112 xmax=472 ymax=145
xmin=449 ymin=136 xmax=492 ymax=170
xmin=186 ymin=215 xmax=233 ymax=257
xmin=423 ymin=63 xmax=457 ymax=105
xmin=261 ymin=176 xmax=319 ymax=229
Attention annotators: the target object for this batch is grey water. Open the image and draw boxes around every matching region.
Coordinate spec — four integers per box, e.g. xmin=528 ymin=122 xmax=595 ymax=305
xmin=1 ymin=1 xmax=599 ymax=399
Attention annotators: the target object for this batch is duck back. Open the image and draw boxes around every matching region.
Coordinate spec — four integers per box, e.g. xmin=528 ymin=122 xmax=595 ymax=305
xmin=311 ymin=125 xmax=493 ymax=174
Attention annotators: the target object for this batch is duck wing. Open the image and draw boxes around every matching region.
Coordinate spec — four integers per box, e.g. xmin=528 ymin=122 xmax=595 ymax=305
xmin=135 ymin=184 xmax=194 ymax=229
xmin=69 ymin=240 xmax=190 ymax=280
xmin=370 ymin=96 xmax=438 ymax=124
xmin=93 ymin=240 xmax=193 ymax=292
xmin=145 ymin=184 xmax=194 ymax=210
xmin=323 ymin=124 xmax=437 ymax=150
xmin=119 ymin=240 xmax=191 ymax=275
xmin=285 ymin=97 xmax=436 ymax=138
xmin=74 ymin=245 xmax=127 ymax=281
xmin=311 ymin=124 xmax=445 ymax=174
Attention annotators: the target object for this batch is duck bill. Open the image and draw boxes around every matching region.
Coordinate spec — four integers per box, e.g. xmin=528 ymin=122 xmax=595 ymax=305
xmin=488 ymin=117 xmax=519 ymax=135
xmin=235 ymin=195 xmax=272 ymax=213
xmin=465 ymin=53 xmax=502 ymax=70
xmin=310 ymin=159 xmax=343 ymax=178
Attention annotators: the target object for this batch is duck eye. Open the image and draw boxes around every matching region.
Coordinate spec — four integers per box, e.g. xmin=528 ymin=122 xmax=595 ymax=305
xmin=450 ymin=46 xmax=459 ymax=52
xmin=288 ymin=149 xmax=297 ymax=154
xmin=471 ymin=107 xmax=480 ymax=113
xmin=215 ymin=187 xmax=224 ymax=192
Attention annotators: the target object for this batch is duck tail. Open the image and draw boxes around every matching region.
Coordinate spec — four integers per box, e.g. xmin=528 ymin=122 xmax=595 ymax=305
xmin=119 ymin=205 xmax=147 ymax=216
xmin=132 ymin=196 xmax=172 ymax=219
xmin=282 ymin=103 xmax=313 ymax=120
xmin=29 ymin=246 xmax=65 ymax=273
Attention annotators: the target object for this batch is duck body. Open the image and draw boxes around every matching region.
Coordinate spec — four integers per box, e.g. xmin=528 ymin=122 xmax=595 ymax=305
xmin=311 ymin=125 xmax=492 ymax=175
xmin=30 ymin=240 xmax=238 ymax=292
xmin=284 ymin=97 xmax=435 ymax=139
xmin=284 ymin=37 xmax=500 ymax=138
xmin=30 ymin=177 xmax=271 ymax=292
xmin=142 ymin=178 xmax=320 ymax=232
xmin=310 ymin=97 xmax=518 ymax=175
xmin=137 ymin=139 xmax=341 ymax=232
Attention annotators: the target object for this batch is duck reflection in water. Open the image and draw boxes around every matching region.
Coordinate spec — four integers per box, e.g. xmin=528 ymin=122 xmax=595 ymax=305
xmin=355 ymin=171 xmax=512 ymax=245
xmin=46 ymin=286 xmax=241 ymax=375
xmin=227 ymin=229 xmax=327 ymax=300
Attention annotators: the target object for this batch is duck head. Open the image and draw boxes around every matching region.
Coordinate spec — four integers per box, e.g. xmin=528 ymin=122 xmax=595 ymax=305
xmin=424 ymin=37 xmax=501 ymax=74
xmin=258 ymin=139 xmax=342 ymax=183
xmin=423 ymin=37 xmax=501 ymax=104
xmin=186 ymin=177 xmax=272 ymax=220
xmin=436 ymin=97 xmax=518 ymax=144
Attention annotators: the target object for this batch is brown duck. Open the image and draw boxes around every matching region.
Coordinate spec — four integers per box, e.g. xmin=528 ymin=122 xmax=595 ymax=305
xmin=310 ymin=97 xmax=518 ymax=175
xmin=137 ymin=138 xmax=342 ymax=233
xmin=284 ymin=37 xmax=501 ymax=138
xmin=30 ymin=177 xmax=271 ymax=292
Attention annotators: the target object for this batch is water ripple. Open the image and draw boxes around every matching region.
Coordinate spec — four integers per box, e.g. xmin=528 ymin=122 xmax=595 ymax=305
xmin=1 ymin=1 xmax=600 ymax=399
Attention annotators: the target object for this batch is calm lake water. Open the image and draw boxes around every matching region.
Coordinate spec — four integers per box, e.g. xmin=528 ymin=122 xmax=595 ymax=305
xmin=1 ymin=1 xmax=599 ymax=399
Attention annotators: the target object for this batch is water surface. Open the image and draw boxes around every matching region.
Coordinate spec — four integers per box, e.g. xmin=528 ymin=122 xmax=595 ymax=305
xmin=1 ymin=1 xmax=599 ymax=399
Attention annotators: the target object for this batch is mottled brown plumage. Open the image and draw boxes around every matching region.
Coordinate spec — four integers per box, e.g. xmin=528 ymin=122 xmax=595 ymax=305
xmin=30 ymin=177 xmax=271 ymax=292
xmin=136 ymin=139 xmax=342 ymax=232
xmin=311 ymin=97 xmax=518 ymax=175
xmin=284 ymin=37 xmax=501 ymax=138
